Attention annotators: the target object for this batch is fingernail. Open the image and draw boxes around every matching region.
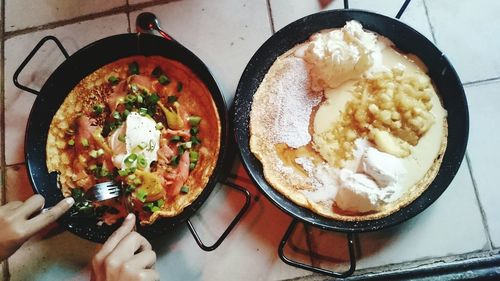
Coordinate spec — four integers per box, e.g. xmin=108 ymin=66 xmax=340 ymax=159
xmin=126 ymin=213 xmax=134 ymax=220
xmin=65 ymin=197 xmax=75 ymax=206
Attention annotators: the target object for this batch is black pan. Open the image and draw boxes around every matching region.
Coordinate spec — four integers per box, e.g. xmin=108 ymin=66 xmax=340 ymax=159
xmin=234 ymin=9 xmax=469 ymax=233
xmin=19 ymin=33 xmax=231 ymax=243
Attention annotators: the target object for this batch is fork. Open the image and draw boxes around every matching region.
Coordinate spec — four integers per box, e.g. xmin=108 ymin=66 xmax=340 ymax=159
xmin=85 ymin=181 xmax=122 ymax=202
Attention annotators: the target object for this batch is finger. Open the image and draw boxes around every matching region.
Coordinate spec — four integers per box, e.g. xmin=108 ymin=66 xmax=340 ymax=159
xmin=0 ymin=201 xmax=23 ymax=211
xmin=127 ymin=250 xmax=156 ymax=269
xmin=106 ymin=232 xmax=152 ymax=265
xmin=96 ymin=213 xmax=136 ymax=258
xmin=25 ymin=197 xmax=74 ymax=236
xmin=138 ymin=269 xmax=161 ymax=281
xmin=15 ymin=194 xmax=45 ymax=218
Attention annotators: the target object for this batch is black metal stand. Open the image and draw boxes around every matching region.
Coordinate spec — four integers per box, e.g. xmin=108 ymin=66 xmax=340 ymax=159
xmin=187 ymin=180 xmax=251 ymax=251
xmin=279 ymin=219 xmax=357 ymax=278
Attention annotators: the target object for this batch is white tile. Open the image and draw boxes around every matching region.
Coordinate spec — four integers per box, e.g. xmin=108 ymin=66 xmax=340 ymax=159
xmin=270 ymin=0 xmax=434 ymax=41
xmin=426 ymin=0 xmax=500 ymax=83
xmin=466 ymin=81 xmax=500 ymax=248
xmin=5 ymin=165 xmax=96 ymax=281
xmin=152 ymin=180 xmax=312 ymax=281
xmin=129 ymin=0 xmax=272 ymax=107
xmin=356 ymin=161 xmax=488 ymax=269
xmin=4 ymin=14 xmax=128 ymax=165
xmin=5 ymin=0 xmax=126 ymax=32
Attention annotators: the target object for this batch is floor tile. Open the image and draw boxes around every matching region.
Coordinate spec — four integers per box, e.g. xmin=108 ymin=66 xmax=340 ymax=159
xmin=151 ymin=179 xmax=312 ymax=281
xmin=426 ymin=0 xmax=500 ymax=83
xmin=5 ymin=165 xmax=96 ymax=281
xmin=4 ymin=13 xmax=128 ymax=165
xmin=466 ymin=81 xmax=500 ymax=248
xmin=357 ymin=161 xmax=487 ymax=269
xmin=270 ymin=0 xmax=434 ymax=41
xmin=5 ymin=0 xmax=126 ymax=32
xmin=129 ymin=0 xmax=272 ymax=106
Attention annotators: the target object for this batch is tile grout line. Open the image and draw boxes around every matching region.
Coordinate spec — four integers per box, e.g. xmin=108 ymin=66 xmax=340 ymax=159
xmin=422 ymin=0 xmax=437 ymax=44
xmin=1 ymin=0 xmax=11 ymax=279
xmin=265 ymin=0 xmax=276 ymax=34
xmin=3 ymin=0 xmax=182 ymax=40
xmin=126 ymin=0 xmax=132 ymax=33
xmin=463 ymin=76 xmax=500 ymax=87
xmin=465 ymin=152 xmax=494 ymax=251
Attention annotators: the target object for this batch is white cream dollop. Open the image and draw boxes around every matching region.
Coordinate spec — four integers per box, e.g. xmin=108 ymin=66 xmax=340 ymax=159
xmin=304 ymin=20 xmax=379 ymax=89
xmin=123 ymin=112 xmax=161 ymax=171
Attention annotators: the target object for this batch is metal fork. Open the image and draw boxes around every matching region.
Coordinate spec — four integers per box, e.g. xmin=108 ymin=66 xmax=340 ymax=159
xmin=85 ymin=181 xmax=121 ymax=202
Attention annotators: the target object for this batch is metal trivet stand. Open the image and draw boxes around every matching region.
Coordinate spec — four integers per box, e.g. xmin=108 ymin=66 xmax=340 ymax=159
xmin=277 ymin=0 xmax=500 ymax=279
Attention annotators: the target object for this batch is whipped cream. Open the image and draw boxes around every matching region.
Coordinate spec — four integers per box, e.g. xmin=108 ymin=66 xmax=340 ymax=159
xmin=304 ymin=20 xmax=379 ymax=89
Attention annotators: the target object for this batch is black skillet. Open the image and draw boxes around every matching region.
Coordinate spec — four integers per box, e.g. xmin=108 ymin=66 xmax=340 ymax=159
xmin=233 ymin=8 xmax=468 ymax=277
xmin=16 ymin=13 xmax=250 ymax=245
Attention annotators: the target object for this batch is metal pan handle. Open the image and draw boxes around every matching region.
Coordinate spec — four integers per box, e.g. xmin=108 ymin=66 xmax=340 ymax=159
xmin=186 ymin=181 xmax=251 ymax=251
xmin=278 ymin=219 xmax=357 ymax=278
xmin=13 ymin=35 xmax=70 ymax=95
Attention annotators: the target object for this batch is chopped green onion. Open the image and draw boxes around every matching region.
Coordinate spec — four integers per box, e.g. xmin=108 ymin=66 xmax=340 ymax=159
xmin=133 ymin=178 xmax=142 ymax=185
xmin=138 ymin=142 xmax=147 ymax=150
xmin=158 ymin=75 xmax=170 ymax=85
xmin=157 ymin=199 xmax=165 ymax=207
xmin=178 ymin=146 xmax=185 ymax=155
xmin=81 ymin=138 xmax=89 ymax=148
xmin=182 ymin=141 xmax=192 ymax=149
xmin=128 ymin=174 xmax=136 ymax=180
xmin=118 ymin=134 xmax=126 ymax=143
xmin=118 ymin=169 xmax=129 ymax=176
xmin=139 ymin=107 xmax=148 ymax=116
xmin=113 ymin=111 xmax=121 ymax=120
xmin=177 ymin=82 xmax=183 ymax=92
xmin=137 ymin=95 xmax=144 ymax=104
xmin=191 ymin=136 xmax=201 ymax=145
xmin=180 ymin=185 xmax=189 ymax=193
xmin=188 ymin=116 xmax=202 ymax=126
xmin=124 ymin=153 xmax=137 ymax=165
xmin=189 ymin=162 xmax=196 ymax=170
xmin=151 ymin=206 xmax=160 ymax=212
xmin=108 ymin=76 xmax=120 ymax=85
xmin=125 ymin=185 xmax=135 ymax=194
xmin=189 ymin=151 xmax=199 ymax=163
xmin=171 ymin=155 xmax=179 ymax=166
xmin=89 ymin=164 xmax=98 ymax=171
xmin=155 ymin=122 xmax=164 ymax=130
xmin=99 ymin=167 xmax=109 ymax=177
xmin=129 ymin=62 xmax=139 ymax=75
xmin=122 ymin=109 xmax=130 ymax=119
xmin=149 ymin=93 xmax=160 ymax=104
xmin=137 ymin=189 xmax=148 ymax=202
xmin=167 ymin=96 xmax=177 ymax=103
xmin=93 ymin=104 xmax=104 ymax=115
xmin=130 ymin=84 xmax=139 ymax=94
xmin=96 ymin=148 xmax=105 ymax=156
xmin=137 ymin=155 xmax=147 ymax=169
xmin=171 ymin=135 xmax=181 ymax=142
xmin=152 ymin=66 xmax=163 ymax=77
xmin=190 ymin=127 xmax=199 ymax=135
xmin=126 ymin=94 xmax=137 ymax=103
xmin=148 ymin=140 xmax=156 ymax=152
xmin=68 ymin=139 xmax=75 ymax=146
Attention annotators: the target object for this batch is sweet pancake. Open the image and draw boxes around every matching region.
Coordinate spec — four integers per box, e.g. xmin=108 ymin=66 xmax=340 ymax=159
xmin=250 ymin=24 xmax=448 ymax=221
xmin=47 ymin=56 xmax=220 ymax=225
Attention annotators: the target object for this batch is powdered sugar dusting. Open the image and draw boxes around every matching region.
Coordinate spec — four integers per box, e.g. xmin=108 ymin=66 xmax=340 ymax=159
xmin=253 ymin=57 xmax=321 ymax=148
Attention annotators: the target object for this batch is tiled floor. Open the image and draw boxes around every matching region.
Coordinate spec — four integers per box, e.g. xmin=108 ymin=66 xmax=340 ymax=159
xmin=1 ymin=0 xmax=499 ymax=280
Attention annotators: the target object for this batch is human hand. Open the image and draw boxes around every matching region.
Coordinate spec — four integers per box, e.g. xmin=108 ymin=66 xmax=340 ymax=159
xmin=91 ymin=213 xmax=159 ymax=281
xmin=0 ymin=194 xmax=75 ymax=261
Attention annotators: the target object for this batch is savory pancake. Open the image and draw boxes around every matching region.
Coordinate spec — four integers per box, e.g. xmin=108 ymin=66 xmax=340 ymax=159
xmin=47 ymin=56 xmax=220 ymax=225
xmin=250 ymin=21 xmax=448 ymax=221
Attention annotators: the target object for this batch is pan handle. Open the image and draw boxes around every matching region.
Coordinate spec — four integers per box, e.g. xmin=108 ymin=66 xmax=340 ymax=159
xmin=186 ymin=181 xmax=251 ymax=251
xmin=278 ymin=219 xmax=357 ymax=278
xmin=13 ymin=35 xmax=70 ymax=95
